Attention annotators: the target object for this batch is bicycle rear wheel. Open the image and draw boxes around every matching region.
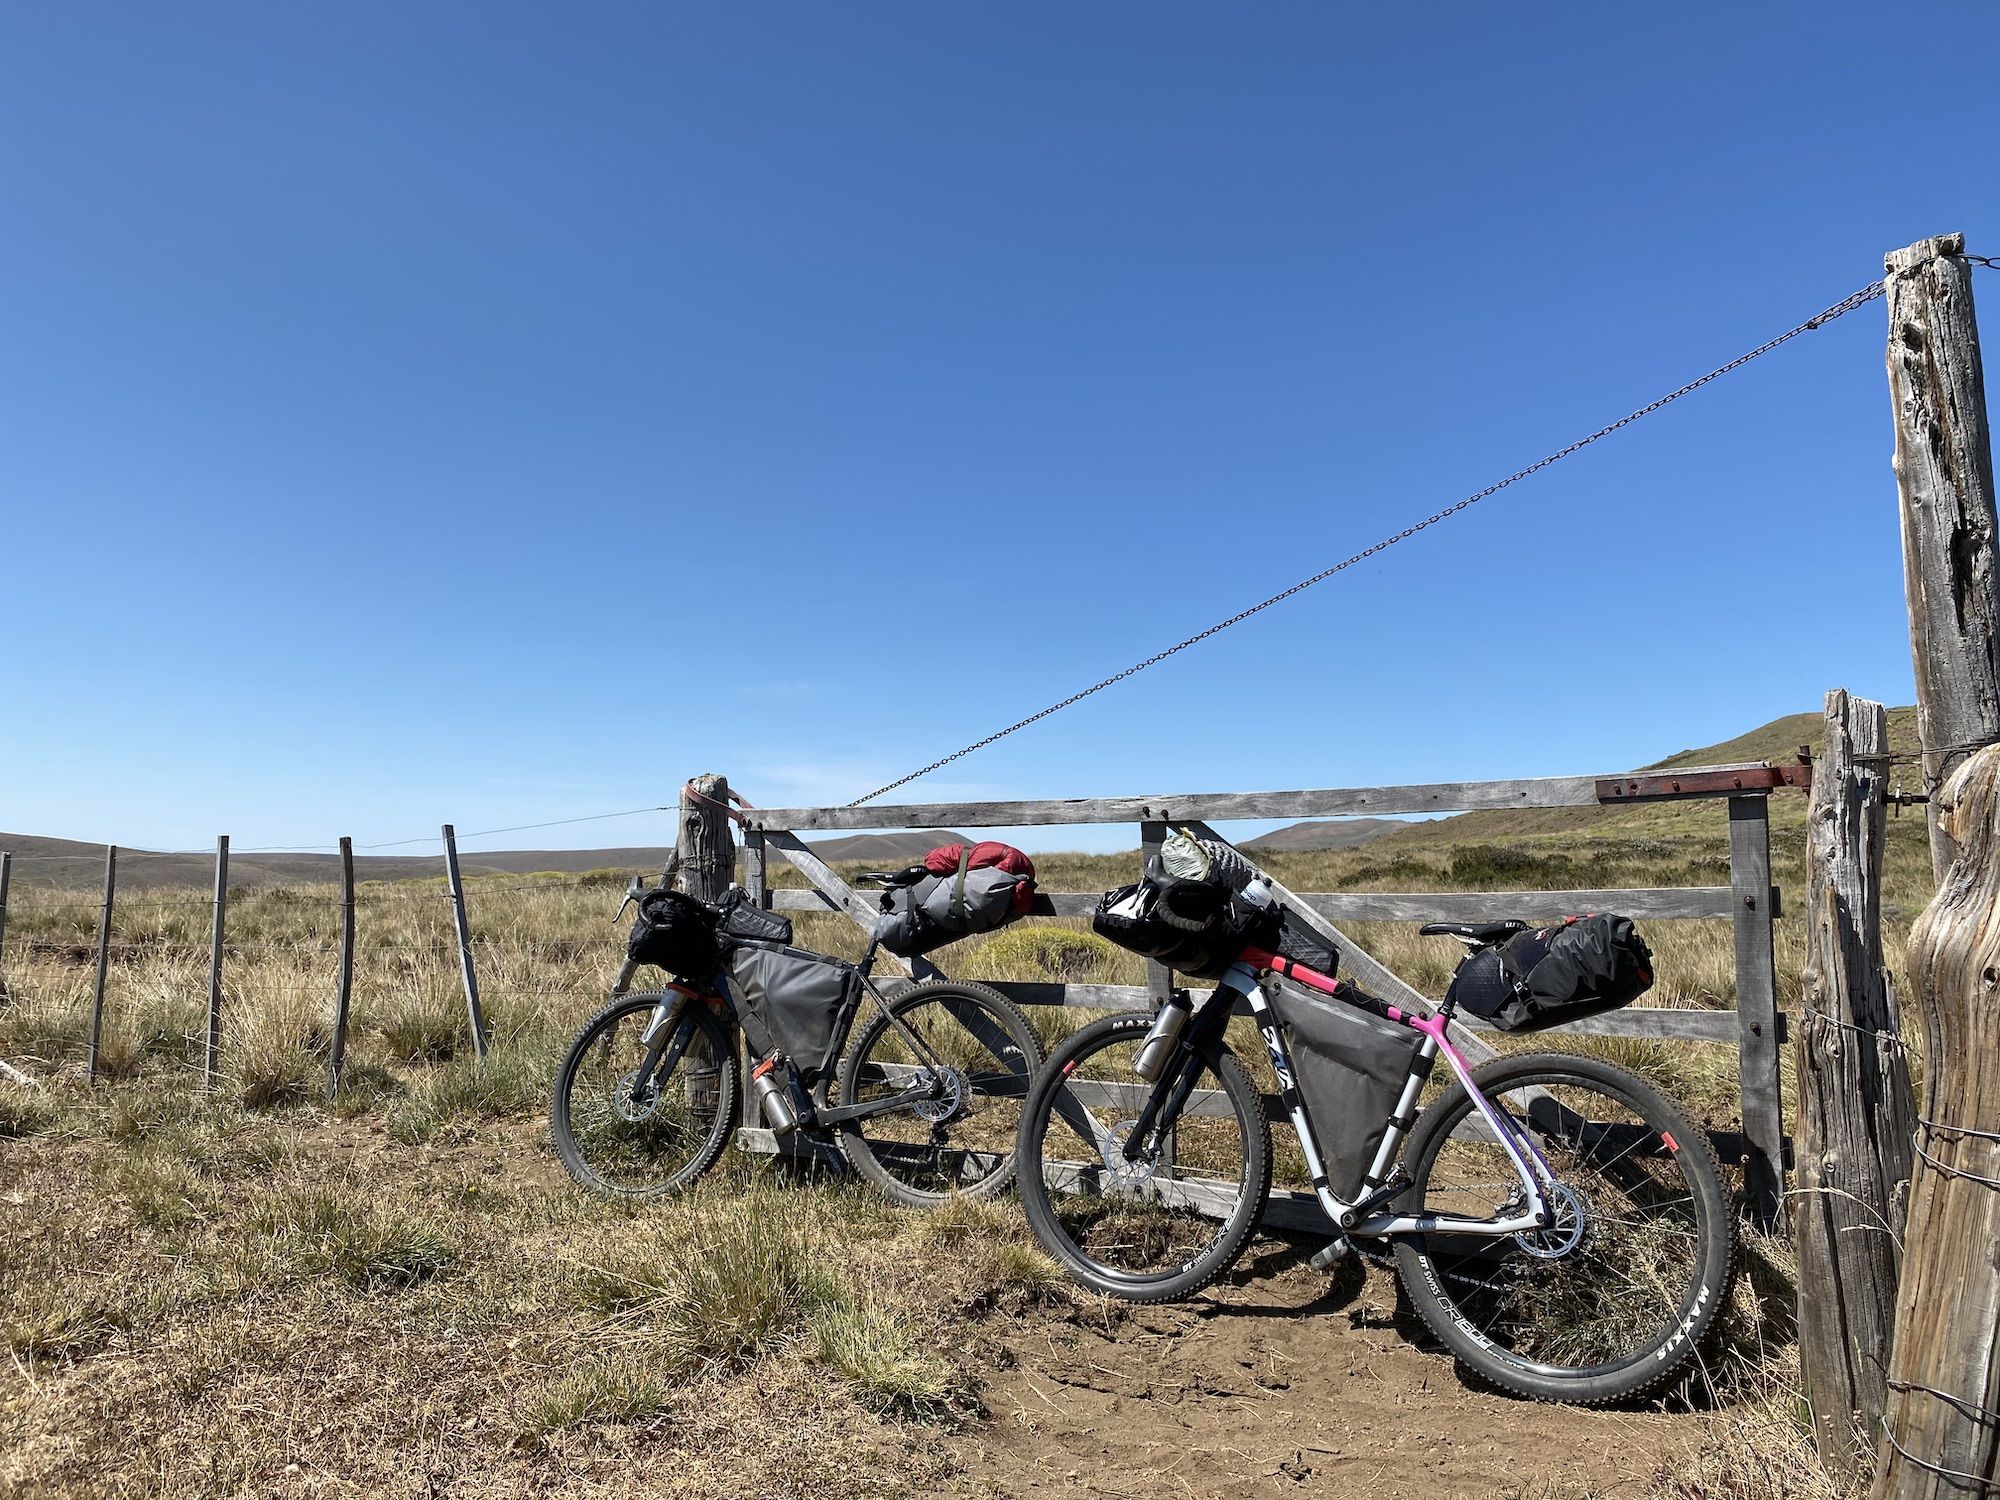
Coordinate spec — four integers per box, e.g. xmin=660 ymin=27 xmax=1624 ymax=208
xmin=1392 ymin=1052 xmax=1734 ymax=1404
xmin=550 ymin=994 xmax=739 ymax=1198
xmin=831 ymin=980 xmax=1042 ymax=1208
xmin=1016 ymin=1012 xmax=1271 ymax=1302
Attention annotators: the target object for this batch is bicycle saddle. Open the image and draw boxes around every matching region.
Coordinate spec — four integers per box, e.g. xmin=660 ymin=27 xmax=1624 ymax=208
xmin=1418 ymin=919 xmax=1530 ymax=945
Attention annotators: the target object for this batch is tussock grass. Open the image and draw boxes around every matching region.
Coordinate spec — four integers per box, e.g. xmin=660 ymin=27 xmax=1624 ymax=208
xmin=525 ymin=1356 xmax=676 ymax=1436
xmin=0 ymin=1084 xmax=55 ymax=1138
xmin=236 ymin=1180 xmax=460 ymax=1292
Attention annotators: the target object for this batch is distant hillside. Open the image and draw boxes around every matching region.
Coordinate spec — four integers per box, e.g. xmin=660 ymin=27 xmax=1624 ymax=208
xmin=1242 ymin=818 xmax=1411 ymax=853
xmin=0 ymin=829 xmax=971 ymax=891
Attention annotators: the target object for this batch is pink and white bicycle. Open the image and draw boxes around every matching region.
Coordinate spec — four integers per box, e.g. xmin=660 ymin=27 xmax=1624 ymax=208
xmin=1014 ymin=925 xmax=1735 ymax=1405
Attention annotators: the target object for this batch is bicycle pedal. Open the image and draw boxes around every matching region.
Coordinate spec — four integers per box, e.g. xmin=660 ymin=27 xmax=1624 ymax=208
xmin=1308 ymin=1236 xmax=1353 ymax=1273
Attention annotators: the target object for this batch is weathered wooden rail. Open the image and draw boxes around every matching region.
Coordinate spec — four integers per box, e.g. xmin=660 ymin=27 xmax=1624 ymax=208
xmin=725 ymin=760 xmax=1804 ymax=1224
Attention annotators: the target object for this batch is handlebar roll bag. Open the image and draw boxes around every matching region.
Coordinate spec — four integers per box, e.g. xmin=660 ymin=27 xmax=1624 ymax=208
xmin=626 ymin=890 xmax=723 ymax=980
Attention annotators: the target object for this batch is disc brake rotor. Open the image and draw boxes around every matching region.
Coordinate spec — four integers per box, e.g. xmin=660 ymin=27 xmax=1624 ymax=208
xmin=612 ymin=1069 xmax=661 ymax=1123
xmin=1101 ymin=1119 xmax=1160 ymax=1187
xmin=1514 ymin=1182 xmax=1590 ymax=1259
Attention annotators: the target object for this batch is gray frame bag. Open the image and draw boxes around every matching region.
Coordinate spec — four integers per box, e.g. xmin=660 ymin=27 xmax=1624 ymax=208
xmin=1268 ymin=983 xmax=1421 ymax=1200
xmin=725 ymin=940 xmax=861 ymax=1077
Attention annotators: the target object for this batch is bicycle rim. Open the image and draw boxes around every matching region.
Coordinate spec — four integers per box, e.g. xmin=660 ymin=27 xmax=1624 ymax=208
xmin=1396 ymin=1062 xmax=1728 ymax=1395
xmin=555 ymin=998 xmax=736 ymax=1197
xmin=1026 ymin=1021 xmax=1262 ymax=1288
xmin=837 ymin=984 xmax=1037 ymax=1202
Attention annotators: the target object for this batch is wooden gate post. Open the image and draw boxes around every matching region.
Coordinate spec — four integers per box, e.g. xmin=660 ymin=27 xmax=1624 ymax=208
xmin=1795 ymin=691 xmax=1916 ymax=1478
xmin=676 ymin=774 xmax=738 ymax=903
xmin=1886 ymin=232 xmax=1999 ymax=878
xmin=203 ymin=836 xmax=229 ymax=1090
xmin=1727 ymin=797 xmax=1786 ymax=1228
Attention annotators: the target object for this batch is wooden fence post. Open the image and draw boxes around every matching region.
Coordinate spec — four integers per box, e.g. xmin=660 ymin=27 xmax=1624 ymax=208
xmin=1877 ymin=234 xmax=2000 ymax=1500
xmin=1886 ymin=232 xmax=2000 ymax=879
xmin=742 ymin=828 xmax=769 ymax=909
xmin=86 ymin=845 xmax=116 ymax=1083
xmin=0 ymin=850 xmax=11 ymax=1000
xmin=676 ymin=774 xmax=738 ymax=903
xmin=1795 ymin=692 xmax=1916 ymax=1478
xmin=327 ymin=837 xmax=356 ymax=1098
xmin=441 ymin=824 xmax=489 ymax=1061
xmin=1875 ymin=746 xmax=2000 ymax=1499
xmin=204 ymin=836 xmax=229 ymax=1090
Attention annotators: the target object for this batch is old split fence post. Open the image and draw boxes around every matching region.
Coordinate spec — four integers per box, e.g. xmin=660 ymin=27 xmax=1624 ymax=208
xmin=203 ymin=835 xmax=230 ymax=1090
xmin=1886 ymin=232 xmax=2000 ymax=880
xmin=1876 ymin=234 xmax=2000 ymax=1500
xmin=327 ymin=837 xmax=357 ymax=1099
xmin=441 ymin=824 xmax=489 ymax=1062
xmin=1795 ymin=692 xmax=1916 ymax=1478
xmin=677 ymin=774 xmax=738 ymax=902
xmin=1728 ymin=793 xmax=1787 ymax=1229
xmin=85 ymin=844 xmax=116 ymax=1083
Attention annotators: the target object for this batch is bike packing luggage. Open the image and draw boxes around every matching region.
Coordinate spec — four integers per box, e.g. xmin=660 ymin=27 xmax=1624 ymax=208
xmin=1267 ymin=982 xmax=1421 ymax=1200
xmin=626 ymin=889 xmax=722 ymax=980
xmin=1091 ymin=830 xmax=1285 ymax=980
xmin=716 ymin=887 xmax=793 ymax=944
xmin=873 ymin=841 xmax=1037 ymax=958
xmin=724 ymin=940 xmax=860 ymax=1076
xmin=1444 ymin=913 xmax=1655 ymax=1033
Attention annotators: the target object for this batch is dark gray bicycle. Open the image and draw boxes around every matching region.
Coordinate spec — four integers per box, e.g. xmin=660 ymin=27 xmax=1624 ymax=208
xmin=550 ymin=876 xmax=1042 ymax=1209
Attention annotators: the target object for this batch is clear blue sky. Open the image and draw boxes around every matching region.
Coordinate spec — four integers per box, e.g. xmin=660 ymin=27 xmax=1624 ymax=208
xmin=4 ymin=4 xmax=1997 ymax=855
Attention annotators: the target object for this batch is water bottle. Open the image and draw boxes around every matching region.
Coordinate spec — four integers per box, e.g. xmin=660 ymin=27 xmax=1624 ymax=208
xmin=751 ymin=1055 xmax=799 ymax=1134
xmin=1132 ymin=990 xmax=1193 ymax=1082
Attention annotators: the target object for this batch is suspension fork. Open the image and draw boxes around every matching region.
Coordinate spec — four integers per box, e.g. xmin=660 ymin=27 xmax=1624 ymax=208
xmin=1121 ymin=988 xmax=1239 ymax=1160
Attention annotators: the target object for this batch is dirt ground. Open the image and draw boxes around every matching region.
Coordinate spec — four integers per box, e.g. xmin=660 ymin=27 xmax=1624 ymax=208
xmin=956 ymin=1244 xmax=1690 ymax=1499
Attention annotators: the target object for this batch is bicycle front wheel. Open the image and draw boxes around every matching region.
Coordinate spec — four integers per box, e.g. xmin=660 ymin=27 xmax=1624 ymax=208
xmin=1392 ymin=1052 xmax=1734 ymax=1404
xmin=832 ymin=980 xmax=1043 ymax=1208
xmin=1015 ymin=1012 xmax=1271 ymax=1302
xmin=550 ymin=994 xmax=740 ymax=1199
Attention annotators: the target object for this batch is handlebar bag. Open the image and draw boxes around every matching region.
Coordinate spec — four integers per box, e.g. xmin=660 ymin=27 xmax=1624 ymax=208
xmin=874 ymin=842 xmax=1037 ymax=958
xmin=1268 ymin=982 xmax=1421 ymax=1200
xmin=724 ymin=940 xmax=860 ymax=1076
xmin=1445 ymin=913 xmax=1655 ymax=1032
xmin=626 ymin=889 xmax=722 ymax=980
xmin=1090 ymin=871 xmax=1280 ymax=980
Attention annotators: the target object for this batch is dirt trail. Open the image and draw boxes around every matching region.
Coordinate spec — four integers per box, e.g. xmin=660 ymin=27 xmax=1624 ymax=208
xmin=956 ymin=1241 xmax=1689 ymax=1499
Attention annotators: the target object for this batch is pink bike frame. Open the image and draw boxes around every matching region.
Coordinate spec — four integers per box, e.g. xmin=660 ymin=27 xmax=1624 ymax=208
xmin=1227 ymin=946 xmax=1557 ymax=1241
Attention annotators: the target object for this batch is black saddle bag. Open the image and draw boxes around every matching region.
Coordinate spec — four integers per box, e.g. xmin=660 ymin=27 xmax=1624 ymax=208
xmin=627 ymin=890 xmax=722 ymax=980
xmin=1268 ymin=982 xmax=1420 ymax=1200
xmin=1445 ymin=913 xmax=1655 ymax=1032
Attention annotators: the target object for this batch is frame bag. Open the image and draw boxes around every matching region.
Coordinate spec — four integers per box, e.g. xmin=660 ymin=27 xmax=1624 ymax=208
xmin=627 ymin=890 xmax=721 ymax=980
xmin=1269 ymin=983 xmax=1420 ymax=1200
xmin=725 ymin=940 xmax=860 ymax=1075
xmin=875 ymin=842 xmax=1037 ymax=958
xmin=1445 ymin=913 xmax=1655 ymax=1033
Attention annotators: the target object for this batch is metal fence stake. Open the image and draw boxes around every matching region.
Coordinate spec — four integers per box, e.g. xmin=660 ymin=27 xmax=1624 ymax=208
xmin=441 ymin=824 xmax=489 ymax=1061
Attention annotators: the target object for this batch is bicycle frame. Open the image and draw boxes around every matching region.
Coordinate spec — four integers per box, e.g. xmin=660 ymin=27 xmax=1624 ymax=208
xmin=1164 ymin=953 xmax=1560 ymax=1243
xmin=623 ymin=936 xmax=963 ymax=1128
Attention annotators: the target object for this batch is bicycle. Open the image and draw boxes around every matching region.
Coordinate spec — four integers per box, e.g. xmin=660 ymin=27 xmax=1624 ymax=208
xmin=551 ymin=875 xmax=1044 ymax=1209
xmin=1014 ymin=922 xmax=1735 ymax=1404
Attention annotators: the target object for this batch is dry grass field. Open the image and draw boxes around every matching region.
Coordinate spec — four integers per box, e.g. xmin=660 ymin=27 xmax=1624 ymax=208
xmin=0 ymin=716 xmax=1937 ymax=1497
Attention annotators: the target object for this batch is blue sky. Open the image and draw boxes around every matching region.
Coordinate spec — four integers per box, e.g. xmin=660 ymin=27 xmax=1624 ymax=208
xmin=4 ymin=4 xmax=1997 ymax=856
